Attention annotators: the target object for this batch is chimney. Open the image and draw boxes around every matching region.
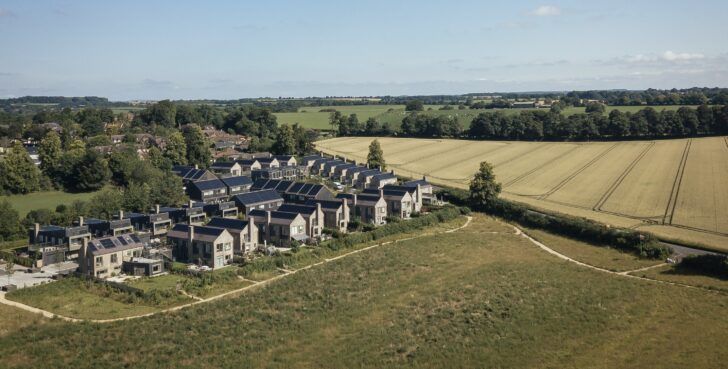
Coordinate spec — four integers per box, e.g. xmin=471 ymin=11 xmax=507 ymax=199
xmin=353 ymin=194 xmax=358 ymax=207
xmin=194 ymin=164 xmax=199 ymax=170
xmin=247 ymin=217 xmax=255 ymax=249
xmin=78 ymin=216 xmax=84 ymax=226
xmin=188 ymin=200 xmax=194 ymax=209
xmin=343 ymin=156 xmax=347 ymax=163
xmin=342 ymin=197 xmax=349 ymax=216
xmin=118 ymin=210 xmax=124 ymax=220
xmin=422 ymin=175 xmax=427 ymax=182
xmin=416 ymin=183 xmax=422 ymax=204
xmin=34 ymin=223 xmax=40 ymax=240
xmin=188 ymin=225 xmax=195 ymax=243
xmin=266 ymin=210 xmax=272 ymax=225
xmin=379 ymin=189 xmax=384 ymax=198
xmin=316 ymin=202 xmax=322 ymax=228
xmin=391 ymin=169 xmax=395 ymax=176
xmin=155 ymin=204 xmax=161 ymax=214
xmin=80 ymin=238 xmax=89 ymax=274
xmin=379 ymin=166 xmax=382 ymax=172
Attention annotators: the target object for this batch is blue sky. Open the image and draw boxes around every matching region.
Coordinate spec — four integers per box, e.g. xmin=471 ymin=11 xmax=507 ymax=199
xmin=1 ymin=0 xmax=727 ymax=100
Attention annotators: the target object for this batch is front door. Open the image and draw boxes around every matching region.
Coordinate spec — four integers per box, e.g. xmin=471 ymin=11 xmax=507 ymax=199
xmin=215 ymin=256 xmax=223 ymax=268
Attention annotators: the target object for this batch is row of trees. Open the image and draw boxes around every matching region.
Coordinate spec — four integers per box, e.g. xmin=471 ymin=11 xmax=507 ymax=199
xmin=468 ymin=105 xmax=728 ymax=141
xmin=329 ymin=112 xmax=395 ymax=137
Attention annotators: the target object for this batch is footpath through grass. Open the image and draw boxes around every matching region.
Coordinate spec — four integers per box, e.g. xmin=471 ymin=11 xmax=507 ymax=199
xmin=1 ymin=214 xmax=727 ymax=369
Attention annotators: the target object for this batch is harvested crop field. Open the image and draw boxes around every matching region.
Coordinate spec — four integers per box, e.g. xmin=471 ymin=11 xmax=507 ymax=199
xmin=316 ymin=136 xmax=728 ymax=251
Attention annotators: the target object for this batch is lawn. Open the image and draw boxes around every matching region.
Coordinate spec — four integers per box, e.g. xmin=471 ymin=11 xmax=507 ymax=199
xmin=126 ymin=273 xmax=187 ymax=292
xmin=6 ymin=277 xmax=192 ymax=320
xmin=522 ymin=227 xmax=663 ymax=272
xmin=632 ymin=264 xmax=728 ymax=292
xmin=2 ymin=190 xmax=102 ymax=216
xmin=0 ymin=214 xmax=726 ymax=368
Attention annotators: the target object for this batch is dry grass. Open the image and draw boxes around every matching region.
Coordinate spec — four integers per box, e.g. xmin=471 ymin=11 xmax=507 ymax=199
xmin=1 ymin=214 xmax=727 ymax=368
xmin=316 ymin=136 xmax=728 ymax=250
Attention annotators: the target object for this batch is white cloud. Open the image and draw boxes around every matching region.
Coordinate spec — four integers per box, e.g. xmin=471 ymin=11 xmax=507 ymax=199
xmin=529 ymin=5 xmax=561 ymax=17
xmin=662 ymin=50 xmax=704 ymax=61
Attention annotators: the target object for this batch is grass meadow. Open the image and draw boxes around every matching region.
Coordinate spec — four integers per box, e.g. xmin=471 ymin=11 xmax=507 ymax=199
xmin=0 ymin=214 xmax=726 ymax=368
xmin=2 ymin=189 xmax=102 ymax=216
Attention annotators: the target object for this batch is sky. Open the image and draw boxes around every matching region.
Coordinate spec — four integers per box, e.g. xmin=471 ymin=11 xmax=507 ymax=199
xmin=1 ymin=0 xmax=727 ymax=100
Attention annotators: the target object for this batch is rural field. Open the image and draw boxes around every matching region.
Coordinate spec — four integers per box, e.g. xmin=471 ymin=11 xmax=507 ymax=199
xmin=1 ymin=214 xmax=727 ymax=369
xmin=316 ymin=136 xmax=728 ymax=251
xmin=275 ymin=104 xmax=700 ymax=130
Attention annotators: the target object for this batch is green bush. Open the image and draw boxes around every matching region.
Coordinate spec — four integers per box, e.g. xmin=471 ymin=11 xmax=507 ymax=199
xmin=435 ymin=187 xmax=671 ymax=259
xmin=679 ymin=254 xmax=728 ymax=279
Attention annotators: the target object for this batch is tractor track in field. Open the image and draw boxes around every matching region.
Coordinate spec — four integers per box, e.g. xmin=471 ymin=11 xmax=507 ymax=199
xmin=502 ymin=145 xmax=581 ymax=188
xmin=593 ymin=141 xmax=655 ymax=211
xmin=663 ymin=138 xmax=692 ymax=225
xmin=537 ymin=143 xmax=620 ymax=200
xmin=395 ymin=140 xmax=500 ymax=167
xmin=408 ymin=142 xmax=531 ymax=178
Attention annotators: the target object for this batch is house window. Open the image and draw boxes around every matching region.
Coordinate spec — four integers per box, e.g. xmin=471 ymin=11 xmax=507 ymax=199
xmin=111 ymin=254 xmax=118 ymax=264
xmin=216 ymin=243 xmax=223 ymax=252
xmin=224 ymin=242 xmax=231 ymax=251
xmin=95 ymin=256 xmax=103 ymax=267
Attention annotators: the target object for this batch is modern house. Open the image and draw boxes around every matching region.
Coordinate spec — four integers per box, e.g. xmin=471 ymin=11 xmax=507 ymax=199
xmin=336 ymin=192 xmax=387 ymax=225
xmin=277 ymin=203 xmax=324 ymax=239
xmin=160 ymin=204 xmax=206 ymax=225
xmin=403 ymin=177 xmax=435 ymax=204
xmin=247 ymin=210 xmax=308 ymax=247
xmin=79 ymin=233 xmax=144 ymax=279
xmin=383 ymin=184 xmax=424 ymax=213
xmin=321 ymin=159 xmax=347 ymax=177
xmin=333 ymin=163 xmax=358 ymax=181
xmin=122 ymin=257 xmax=165 ymax=277
xmin=369 ymin=171 xmax=398 ymax=189
xmin=125 ymin=209 xmax=173 ymax=236
xmin=172 ymin=165 xmax=217 ymax=184
xmin=29 ymin=221 xmax=92 ymax=260
xmin=306 ymin=199 xmax=350 ymax=233
xmin=187 ymin=178 xmax=228 ymax=203
xmin=202 ymin=201 xmax=239 ymax=219
xmin=256 ymin=156 xmax=280 ymax=169
xmin=84 ymin=215 xmax=134 ymax=237
xmin=355 ymin=169 xmax=382 ymax=189
xmin=310 ymin=157 xmax=336 ymax=175
xmin=232 ymin=189 xmax=284 ymax=216
xmin=252 ymin=179 xmax=334 ymax=203
xmin=274 ymin=155 xmax=297 ymax=167
xmin=235 ymin=159 xmax=262 ymax=172
xmin=300 ymin=154 xmax=323 ymax=168
xmin=168 ymin=224 xmax=234 ymax=269
xmin=343 ymin=166 xmax=370 ymax=186
xmin=363 ymin=188 xmax=414 ymax=219
xmin=220 ymin=175 xmax=253 ymax=196
xmin=209 ymin=161 xmax=242 ymax=177
xmin=206 ymin=217 xmax=258 ymax=254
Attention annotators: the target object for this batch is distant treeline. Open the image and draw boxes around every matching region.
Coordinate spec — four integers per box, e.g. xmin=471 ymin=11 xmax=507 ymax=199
xmin=336 ymin=105 xmax=728 ymax=141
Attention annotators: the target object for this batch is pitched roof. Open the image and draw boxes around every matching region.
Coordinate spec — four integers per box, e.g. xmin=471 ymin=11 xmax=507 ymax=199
xmin=167 ymin=224 xmax=227 ymax=243
xmin=209 ymin=161 xmax=239 ymax=169
xmin=277 ymin=203 xmax=318 ymax=215
xmin=232 ymin=189 xmax=282 ymax=205
xmin=235 ymin=159 xmax=260 ymax=166
xmin=372 ymin=172 xmax=397 ymax=181
xmin=249 ymin=209 xmax=302 ymax=223
xmin=336 ymin=193 xmax=383 ymax=206
xmin=206 ymin=217 xmax=250 ymax=231
xmin=274 ymin=155 xmax=295 ymax=161
xmin=363 ymin=188 xmax=409 ymax=199
xmin=403 ymin=179 xmax=431 ymax=187
xmin=190 ymin=178 xmax=226 ymax=191
xmin=256 ymin=157 xmax=277 ymax=164
xmin=172 ymin=166 xmax=213 ymax=181
xmin=305 ymin=199 xmax=345 ymax=210
xmin=87 ymin=234 xmax=143 ymax=256
xmin=220 ymin=176 xmax=253 ymax=187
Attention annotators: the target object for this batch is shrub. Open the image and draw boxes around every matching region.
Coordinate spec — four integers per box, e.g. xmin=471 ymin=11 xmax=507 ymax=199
xmin=679 ymin=254 xmax=728 ymax=279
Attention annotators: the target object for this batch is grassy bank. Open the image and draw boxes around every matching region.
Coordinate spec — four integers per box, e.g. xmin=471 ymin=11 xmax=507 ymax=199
xmin=2 ymin=190 xmax=102 ymax=216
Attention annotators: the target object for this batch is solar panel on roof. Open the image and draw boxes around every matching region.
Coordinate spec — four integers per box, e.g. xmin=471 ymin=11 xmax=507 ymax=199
xmin=100 ymin=239 xmax=115 ymax=248
xmin=118 ymin=237 xmax=128 ymax=246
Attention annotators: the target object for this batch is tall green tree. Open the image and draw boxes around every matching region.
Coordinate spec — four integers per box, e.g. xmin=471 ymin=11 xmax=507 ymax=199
xmin=469 ymin=161 xmax=502 ymax=209
xmin=164 ymin=131 xmax=188 ymax=166
xmin=3 ymin=142 xmax=41 ymax=194
xmin=86 ymin=187 xmax=124 ymax=220
xmin=71 ymin=150 xmax=111 ymax=192
xmin=366 ymin=139 xmax=386 ymax=171
xmin=364 ymin=117 xmax=381 ymax=135
xmin=38 ymin=131 xmax=62 ymax=176
xmin=0 ymin=199 xmax=22 ymax=241
xmin=183 ymin=125 xmax=211 ymax=168
xmin=405 ymin=100 xmax=424 ymax=111
xmin=273 ymin=124 xmax=296 ymax=155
